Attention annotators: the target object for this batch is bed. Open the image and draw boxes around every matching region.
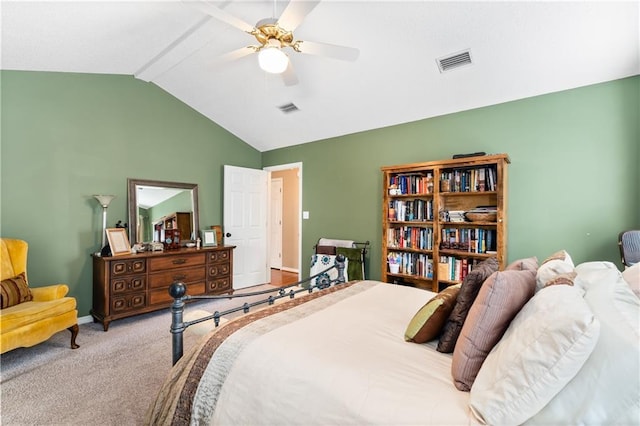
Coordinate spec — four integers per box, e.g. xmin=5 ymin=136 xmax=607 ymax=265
xmin=146 ymin=252 xmax=640 ymax=425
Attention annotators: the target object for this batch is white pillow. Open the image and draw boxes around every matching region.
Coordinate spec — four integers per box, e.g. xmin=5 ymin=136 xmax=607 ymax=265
xmin=622 ymin=263 xmax=640 ymax=298
xmin=469 ymin=285 xmax=600 ymax=425
xmin=535 ymin=249 xmax=574 ymax=291
xmin=526 ymin=265 xmax=640 ymax=424
xmin=575 ymin=260 xmax=618 ymax=274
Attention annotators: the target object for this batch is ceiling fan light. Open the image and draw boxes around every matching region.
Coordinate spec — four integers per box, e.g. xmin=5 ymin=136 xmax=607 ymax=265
xmin=258 ymin=47 xmax=289 ymax=74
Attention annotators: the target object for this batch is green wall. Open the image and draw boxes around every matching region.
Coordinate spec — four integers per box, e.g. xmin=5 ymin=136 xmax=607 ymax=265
xmin=1 ymin=71 xmax=638 ymax=317
xmin=263 ymin=76 xmax=640 ymax=280
xmin=0 ymin=71 xmax=261 ymax=316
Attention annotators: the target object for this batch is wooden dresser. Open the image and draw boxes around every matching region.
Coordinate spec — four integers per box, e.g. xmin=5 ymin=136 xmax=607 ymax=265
xmin=91 ymin=245 xmax=235 ymax=331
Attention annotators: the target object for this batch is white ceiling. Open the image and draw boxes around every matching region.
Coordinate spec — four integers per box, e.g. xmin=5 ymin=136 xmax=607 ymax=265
xmin=2 ymin=1 xmax=638 ymax=152
xmin=136 ymin=185 xmax=186 ymax=209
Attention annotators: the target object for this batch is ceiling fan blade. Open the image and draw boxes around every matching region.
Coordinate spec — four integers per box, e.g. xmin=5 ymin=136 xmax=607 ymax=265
xmin=297 ymin=40 xmax=360 ymax=62
xmin=281 ymin=61 xmax=299 ymax=86
xmin=182 ymin=0 xmax=255 ymax=33
xmin=210 ymin=46 xmax=256 ymax=66
xmin=277 ymin=0 xmax=321 ymax=32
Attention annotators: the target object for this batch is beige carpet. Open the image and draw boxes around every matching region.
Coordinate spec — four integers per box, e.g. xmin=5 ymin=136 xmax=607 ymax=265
xmin=0 ymin=285 xmax=278 ymax=425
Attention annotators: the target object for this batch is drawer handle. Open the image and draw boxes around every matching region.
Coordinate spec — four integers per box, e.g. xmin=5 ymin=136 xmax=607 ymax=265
xmin=173 ymin=274 xmax=187 ymax=281
xmin=172 ymin=259 xmax=187 ymax=265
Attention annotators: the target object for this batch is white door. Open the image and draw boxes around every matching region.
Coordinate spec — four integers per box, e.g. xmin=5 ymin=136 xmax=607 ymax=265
xmin=223 ymin=165 xmax=269 ymax=290
xmin=270 ymin=178 xmax=283 ymax=269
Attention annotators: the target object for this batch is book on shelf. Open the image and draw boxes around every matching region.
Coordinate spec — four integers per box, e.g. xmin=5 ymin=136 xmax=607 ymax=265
xmin=438 ymin=228 xmax=497 ymax=254
xmin=392 ymin=251 xmax=433 ymax=278
xmin=439 ymin=166 xmax=498 ymax=193
xmin=390 ymin=199 xmax=434 ymax=222
xmin=438 ymin=256 xmax=484 ymax=282
xmin=387 ymin=226 xmax=434 ymax=250
xmin=487 ymin=168 xmax=495 ymax=191
xmin=389 ymin=172 xmax=435 ymax=195
xmin=478 ymin=168 xmax=486 ymax=192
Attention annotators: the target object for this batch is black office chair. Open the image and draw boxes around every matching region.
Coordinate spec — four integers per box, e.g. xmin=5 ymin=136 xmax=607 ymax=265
xmin=618 ymin=230 xmax=640 ymax=267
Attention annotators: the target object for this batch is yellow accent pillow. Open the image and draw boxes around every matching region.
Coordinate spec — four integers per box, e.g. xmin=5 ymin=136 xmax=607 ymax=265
xmin=1 ymin=272 xmax=33 ymax=308
xmin=405 ymin=284 xmax=461 ymax=343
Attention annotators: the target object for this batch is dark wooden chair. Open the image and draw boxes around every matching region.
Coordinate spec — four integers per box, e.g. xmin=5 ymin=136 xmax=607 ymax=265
xmin=618 ymin=230 xmax=640 ymax=267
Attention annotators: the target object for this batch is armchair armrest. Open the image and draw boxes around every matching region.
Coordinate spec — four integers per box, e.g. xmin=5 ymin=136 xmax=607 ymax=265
xmin=30 ymin=284 xmax=70 ymax=302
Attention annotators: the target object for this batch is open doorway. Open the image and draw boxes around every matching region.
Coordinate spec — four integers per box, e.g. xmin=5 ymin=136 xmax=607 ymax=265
xmin=264 ymin=162 xmax=302 ymax=283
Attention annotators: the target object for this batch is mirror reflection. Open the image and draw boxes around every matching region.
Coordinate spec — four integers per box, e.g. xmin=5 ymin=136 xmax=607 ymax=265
xmin=127 ymin=179 xmax=199 ymax=244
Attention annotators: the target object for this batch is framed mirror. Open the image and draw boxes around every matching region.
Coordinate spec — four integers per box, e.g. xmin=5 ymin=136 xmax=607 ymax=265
xmin=127 ymin=178 xmax=199 ymax=245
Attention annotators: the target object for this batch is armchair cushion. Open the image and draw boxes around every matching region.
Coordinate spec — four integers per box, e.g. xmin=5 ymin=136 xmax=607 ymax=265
xmin=0 ymin=296 xmax=77 ymax=333
xmin=31 ymin=284 xmax=69 ymax=302
xmin=1 ymin=272 xmax=33 ymax=308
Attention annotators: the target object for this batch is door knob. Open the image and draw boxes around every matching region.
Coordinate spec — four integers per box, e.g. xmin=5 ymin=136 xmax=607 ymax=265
xmin=225 ymin=232 xmax=232 ymax=237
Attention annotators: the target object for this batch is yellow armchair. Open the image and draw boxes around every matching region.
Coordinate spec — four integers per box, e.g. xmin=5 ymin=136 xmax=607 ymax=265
xmin=0 ymin=238 xmax=79 ymax=354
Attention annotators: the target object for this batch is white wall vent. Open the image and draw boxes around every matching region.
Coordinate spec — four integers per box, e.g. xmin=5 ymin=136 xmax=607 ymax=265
xmin=278 ymin=102 xmax=299 ymax=113
xmin=437 ymin=49 xmax=473 ymax=73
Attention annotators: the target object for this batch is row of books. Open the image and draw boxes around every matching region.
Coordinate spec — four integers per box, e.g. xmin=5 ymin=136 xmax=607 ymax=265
xmin=440 ymin=166 xmax=498 ymax=192
xmin=437 ymin=256 xmax=483 ymax=282
xmin=388 ymin=252 xmax=434 ymax=278
xmin=387 ymin=226 xmax=434 ymax=250
xmin=389 ymin=199 xmax=434 ymax=222
xmin=441 ymin=210 xmax=466 ymax=223
xmin=439 ymin=228 xmax=497 ymax=253
xmin=389 ymin=172 xmax=434 ymax=195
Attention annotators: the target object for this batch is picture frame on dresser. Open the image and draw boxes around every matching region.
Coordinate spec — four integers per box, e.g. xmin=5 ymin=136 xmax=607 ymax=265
xmin=106 ymin=228 xmax=131 ymax=256
xmin=210 ymin=225 xmax=223 ymax=246
xmin=201 ymin=229 xmax=217 ymax=247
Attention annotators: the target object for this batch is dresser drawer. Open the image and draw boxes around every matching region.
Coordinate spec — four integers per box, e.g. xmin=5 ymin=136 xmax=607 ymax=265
xmin=110 ymin=259 xmax=146 ymax=276
xmin=207 ymin=263 xmax=230 ymax=278
xmin=110 ymin=276 xmax=146 ymax=295
xmin=150 ymin=282 xmax=205 ymax=305
xmin=111 ymin=293 xmax=146 ymax=313
xmin=148 ymin=253 xmax=205 ymax=272
xmin=148 ymin=268 xmax=206 ymax=289
xmin=207 ymin=277 xmax=231 ymax=293
xmin=207 ymin=249 xmax=231 ymax=264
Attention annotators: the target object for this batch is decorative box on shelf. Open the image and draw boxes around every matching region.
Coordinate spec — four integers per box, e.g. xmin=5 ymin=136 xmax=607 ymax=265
xmin=465 ymin=211 xmax=497 ymax=222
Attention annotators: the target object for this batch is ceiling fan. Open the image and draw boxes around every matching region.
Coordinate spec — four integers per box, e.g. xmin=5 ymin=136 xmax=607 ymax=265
xmin=184 ymin=0 xmax=360 ymax=86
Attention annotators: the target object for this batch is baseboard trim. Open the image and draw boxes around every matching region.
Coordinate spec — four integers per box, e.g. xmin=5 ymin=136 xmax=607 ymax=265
xmin=78 ymin=315 xmax=93 ymax=325
xmin=280 ymin=267 xmax=299 ymax=274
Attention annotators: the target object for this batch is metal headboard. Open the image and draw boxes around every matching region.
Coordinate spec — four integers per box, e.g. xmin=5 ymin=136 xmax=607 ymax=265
xmin=168 ymin=255 xmax=347 ymax=365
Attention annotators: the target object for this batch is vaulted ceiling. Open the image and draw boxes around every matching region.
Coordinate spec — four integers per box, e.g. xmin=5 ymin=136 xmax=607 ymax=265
xmin=2 ymin=1 xmax=638 ymax=152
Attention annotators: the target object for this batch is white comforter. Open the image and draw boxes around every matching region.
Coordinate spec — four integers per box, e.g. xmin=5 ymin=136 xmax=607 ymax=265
xmin=203 ymin=281 xmax=476 ymax=425
xmin=147 ymin=262 xmax=640 ymax=426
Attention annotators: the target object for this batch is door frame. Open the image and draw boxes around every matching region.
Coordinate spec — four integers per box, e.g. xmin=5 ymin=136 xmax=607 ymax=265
xmin=270 ymin=177 xmax=283 ymax=269
xmin=263 ymin=162 xmax=302 ymax=280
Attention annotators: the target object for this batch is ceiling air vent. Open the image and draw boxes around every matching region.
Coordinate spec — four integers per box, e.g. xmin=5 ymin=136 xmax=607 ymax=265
xmin=278 ymin=102 xmax=299 ymax=114
xmin=437 ymin=49 xmax=472 ymax=73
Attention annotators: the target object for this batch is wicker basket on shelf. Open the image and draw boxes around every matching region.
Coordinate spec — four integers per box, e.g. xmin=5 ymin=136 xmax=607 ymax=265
xmin=464 ymin=211 xmax=497 ymax=222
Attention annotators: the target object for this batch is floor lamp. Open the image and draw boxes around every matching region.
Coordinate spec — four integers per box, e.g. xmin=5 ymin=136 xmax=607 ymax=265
xmin=94 ymin=195 xmax=115 ymax=255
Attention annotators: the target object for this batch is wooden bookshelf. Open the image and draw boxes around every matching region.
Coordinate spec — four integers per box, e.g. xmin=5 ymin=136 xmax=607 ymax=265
xmin=381 ymin=154 xmax=510 ymax=292
xmin=154 ymin=211 xmax=193 ymax=244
